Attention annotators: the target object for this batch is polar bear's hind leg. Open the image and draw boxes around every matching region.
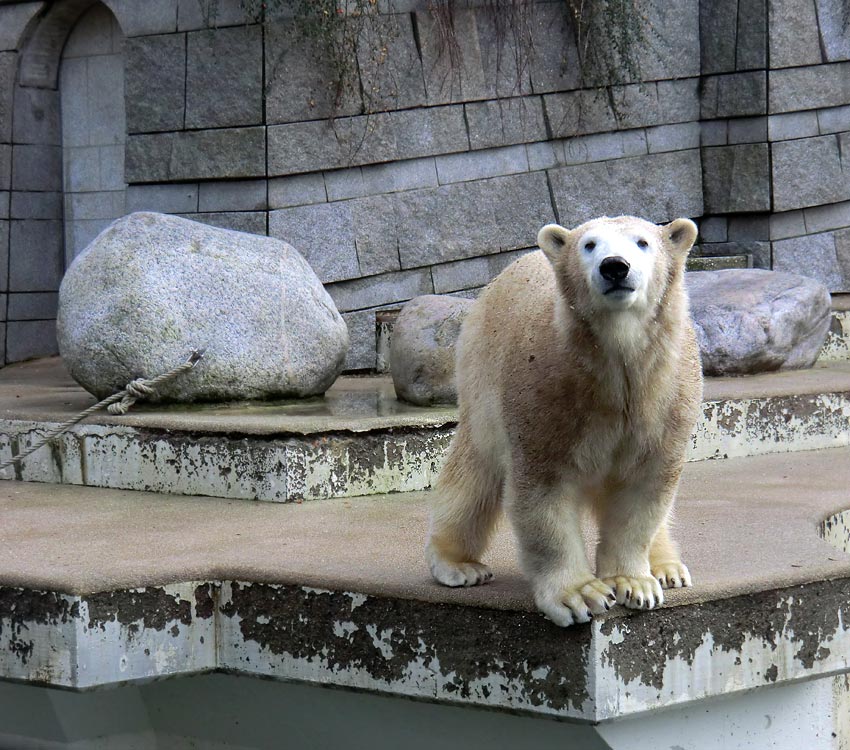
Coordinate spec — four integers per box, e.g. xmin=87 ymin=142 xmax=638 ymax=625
xmin=426 ymin=426 xmax=503 ymax=588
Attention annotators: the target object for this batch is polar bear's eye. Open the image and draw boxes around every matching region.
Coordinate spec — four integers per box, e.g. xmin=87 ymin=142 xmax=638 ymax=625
xmin=637 ymin=238 xmax=649 ymax=249
xmin=584 ymin=241 xmax=596 ymax=252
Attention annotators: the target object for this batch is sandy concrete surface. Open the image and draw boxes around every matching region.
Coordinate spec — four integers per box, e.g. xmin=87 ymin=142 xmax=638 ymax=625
xmin=1 ymin=447 xmax=848 ymax=613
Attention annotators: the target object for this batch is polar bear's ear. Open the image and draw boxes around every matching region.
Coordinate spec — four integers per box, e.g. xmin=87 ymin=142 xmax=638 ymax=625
xmin=538 ymin=224 xmax=571 ymax=264
xmin=664 ymin=218 xmax=698 ymax=255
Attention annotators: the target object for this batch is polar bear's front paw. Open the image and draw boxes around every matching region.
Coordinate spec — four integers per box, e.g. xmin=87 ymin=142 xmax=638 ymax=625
xmin=430 ymin=559 xmax=493 ymax=588
xmin=535 ymin=578 xmax=616 ymax=627
xmin=602 ymin=575 xmax=664 ymax=610
xmin=651 ymin=561 xmax=692 ymax=590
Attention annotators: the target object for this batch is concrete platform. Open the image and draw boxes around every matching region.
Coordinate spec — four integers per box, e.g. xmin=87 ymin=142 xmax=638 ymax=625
xmin=1 ymin=358 xmax=850 ymax=502
xmin=2 ymin=447 xmax=850 ymax=722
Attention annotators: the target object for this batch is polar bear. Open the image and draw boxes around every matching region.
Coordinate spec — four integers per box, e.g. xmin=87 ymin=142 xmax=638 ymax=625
xmin=425 ymin=215 xmax=702 ymax=627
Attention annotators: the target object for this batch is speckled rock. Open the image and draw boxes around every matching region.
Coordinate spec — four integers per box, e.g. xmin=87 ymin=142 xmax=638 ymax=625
xmin=57 ymin=212 xmax=348 ymax=401
xmin=391 ymin=295 xmax=473 ymax=406
xmin=687 ymin=268 xmax=832 ymax=376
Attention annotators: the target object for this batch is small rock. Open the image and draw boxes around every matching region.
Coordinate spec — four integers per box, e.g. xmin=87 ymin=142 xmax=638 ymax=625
xmin=57 ymin=212 xmax=348 ymax=401
xmin=391 ymin=295 xmax=473 ymax=406
xmin=686 ymin=269 xmax=831 ymax=376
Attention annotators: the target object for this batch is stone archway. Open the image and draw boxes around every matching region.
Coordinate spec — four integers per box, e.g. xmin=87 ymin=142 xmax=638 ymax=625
xmin=3 ymin=0 xmax=126 ymax=365
xmin=59 ymin=3 xmax=127 ymax=261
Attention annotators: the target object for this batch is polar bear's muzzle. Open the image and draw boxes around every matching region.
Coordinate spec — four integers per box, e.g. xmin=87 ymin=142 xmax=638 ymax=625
xmin=599 ymin=256 xmax=631 ymax=285
xmin=598 ymin=256 xmax=637 ymax=298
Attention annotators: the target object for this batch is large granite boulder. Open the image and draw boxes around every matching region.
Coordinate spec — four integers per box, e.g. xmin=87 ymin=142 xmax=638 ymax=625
xmin=58 ymin=212 xmax=348 ymax=402
xmin=391 ymin=295 xmax=473 ymax=406
xmin=687 ymin=269 xmax=831 ymax=376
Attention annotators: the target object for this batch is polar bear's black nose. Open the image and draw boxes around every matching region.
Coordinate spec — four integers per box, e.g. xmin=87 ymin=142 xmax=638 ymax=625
xmin=599 ymin=256 xmax=630 ymax=282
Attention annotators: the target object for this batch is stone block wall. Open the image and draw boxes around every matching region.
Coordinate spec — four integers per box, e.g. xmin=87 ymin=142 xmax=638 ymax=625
xmin=108 ymin=0 xmax=704 ymax=369
xmin=698 ymin=0 xmax=850 ymax=291
xmin=0 ymin=0 xmax=848 ymax=370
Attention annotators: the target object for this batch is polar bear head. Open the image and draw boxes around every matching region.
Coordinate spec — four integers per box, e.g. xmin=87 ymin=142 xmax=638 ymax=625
xmin=537 ymin=215 xmax=697 ymax=318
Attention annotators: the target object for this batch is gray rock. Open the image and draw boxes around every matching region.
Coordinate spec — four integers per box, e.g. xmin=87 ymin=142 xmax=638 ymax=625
xmin=57 ymin=212 xmax=348 ymax=402
xmin=391 ymin=295 xmax=473 ymax=406
xmin=687 ymin=269 xmax=832 ymax=376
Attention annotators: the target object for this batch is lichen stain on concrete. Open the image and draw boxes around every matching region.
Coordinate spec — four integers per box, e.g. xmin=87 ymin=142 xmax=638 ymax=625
xmin=0 ymin=588 xmax=79 ymax=665
xmin=194 ymin=583 xmax=216 ymax=619
xmin=85 ymin=587 xmax=192 ymax=632
xmin=220 ymin=582 xmax=591 ymax=713
xmin=599 ymin=579 xmax=850 ymax=690
xmin=0 ymin=588 xmax=79 ymax=636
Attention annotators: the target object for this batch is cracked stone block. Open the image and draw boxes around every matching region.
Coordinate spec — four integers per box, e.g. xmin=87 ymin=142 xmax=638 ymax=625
xmin=431 ymin=249 xmax=528 ymax=294
xmin=465 ymin=97 xmax=547 ymax=151
xmin=198 ymin=180 xmax=267 ymax=213
xmin=771 ymin=136 xmax=848 ymax=212
xmin=700 ymin=0 xmax=737 ymax=74
xmin=769 ymin=0 xmax=822 ymax=68
xmin=128 ymin=128 xmax=266 ymax=183
xmin=816 ymin=0 xmax=850 ymax=62
xmin=657 ymin=78 xmax=701 ymax=124
xmin=769 ymin=63 xmax=850 ymax=113
xmin=267 ymin=107 xmax=467 ymax=176
xmin=186 ymin=25 xmax=263 ymax=128
xmin=269 ymin=202 xmax=359 ymax=284
xmin=702 ymin=144 xmax=770 ymax=214
xmin=701 ymin=71 xmax=767 ymax=119
xmin=357 ymin=14 xmax=426 ymax=112
xmin=528 ymin=2 xmax=581 ymax=93
xmin=125 ymin=34 xmax=186 ymax=133
xmin=394 ymin=172 xmax=552 ymax=269
xmin=774 ymin=232 xmax=845 ymax=291
xmin=416 ymin=7 xmax=531 ymax=105
xmin=324 ymin=158 xmax=438 ymax=202
xmin=268 ymin=174 xmax=327 ymax=209
xmin=326 ymin=268 xmax=434 ymax=314
xmin=435 ymin=145 xmax=529 ymax=185
xmin=736 ymin=0 xmax=767 ymax=70
xmin=264 ymin=20 xmax=362 ymax=125
xmin=549 ymin=150 xmax=703 ymax=227
xmin=350 ymin=194 xmax=400 ymax=277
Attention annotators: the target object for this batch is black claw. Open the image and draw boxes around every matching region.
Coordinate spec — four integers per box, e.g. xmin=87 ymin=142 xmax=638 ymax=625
xmin=604 ymin=602 xmax=611 ymax=611
xmin=636 ymin=597 xmax=643 ymax=607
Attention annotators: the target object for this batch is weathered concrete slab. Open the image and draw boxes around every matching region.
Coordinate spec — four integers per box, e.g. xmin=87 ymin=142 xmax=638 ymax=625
xmin=1 ymin=447 xmax=850 ymax=720
xmin=1 ymin=358 xmax=850 ymax=500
